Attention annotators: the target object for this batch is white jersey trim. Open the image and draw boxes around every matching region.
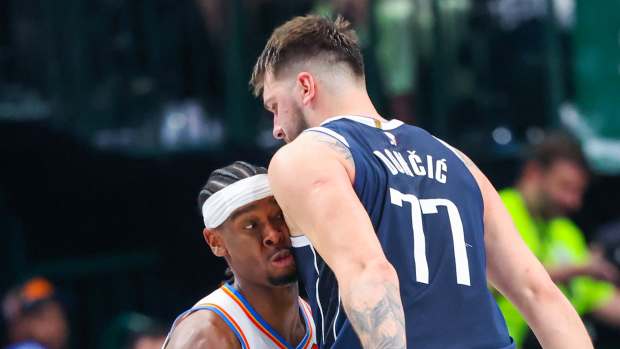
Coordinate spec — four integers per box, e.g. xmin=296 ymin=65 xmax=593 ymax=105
xmin=309 ymin=243 xmax=326 ymax=345
xmin=291 ymin=235 xmax=312 ymax=248
xmin=163 ymin=285 xmax=317 ymax=349
xmin=321 ymin=115 xmax=404 ymax=130
xmin=433 ymin=136 xmax=466 ymax=163
xmin=304 ymin=127 xmax=350 ymax=147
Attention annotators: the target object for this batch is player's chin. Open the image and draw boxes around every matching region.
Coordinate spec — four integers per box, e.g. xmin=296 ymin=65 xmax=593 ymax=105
xmin=267 ymin=269 xmax=298 ymax=287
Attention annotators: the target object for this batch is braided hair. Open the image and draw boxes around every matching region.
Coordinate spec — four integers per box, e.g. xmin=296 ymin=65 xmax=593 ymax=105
xmin=198 ymin=161 xmax=267 ymax=211
xmin=198 ymin=161 xmax=267 ymax=284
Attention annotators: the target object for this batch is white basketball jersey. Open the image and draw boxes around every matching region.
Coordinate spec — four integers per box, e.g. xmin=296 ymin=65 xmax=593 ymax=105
xmin=164 ymin=283 xmax=318 ymax=349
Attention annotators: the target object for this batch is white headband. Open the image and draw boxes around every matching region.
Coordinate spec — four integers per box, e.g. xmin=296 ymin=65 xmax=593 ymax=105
xmin=202 ymin=174 xmax=273 ymax=228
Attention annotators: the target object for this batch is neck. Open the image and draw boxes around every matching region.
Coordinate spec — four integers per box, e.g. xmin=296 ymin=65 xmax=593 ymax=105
xmin=311 ymin=86 xmax=384 ymax=127
xmin=232 ymin=278 xmax=304 ymax=345
xmin=516 ymin=179 xmax=543 ymax=219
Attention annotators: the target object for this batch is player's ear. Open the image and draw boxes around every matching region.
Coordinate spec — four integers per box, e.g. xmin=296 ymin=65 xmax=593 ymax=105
xmin=204 ymin=228 xmax=227 ymax=257
xmin=296 ymin=72 xmax=316 ymax=106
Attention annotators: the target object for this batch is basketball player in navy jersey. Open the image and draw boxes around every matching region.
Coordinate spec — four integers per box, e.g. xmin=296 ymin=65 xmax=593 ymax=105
xmin=164 ymin=162 xmax=317 ymax=349
xmin=250 ymin=15 xmax=592 ymax=349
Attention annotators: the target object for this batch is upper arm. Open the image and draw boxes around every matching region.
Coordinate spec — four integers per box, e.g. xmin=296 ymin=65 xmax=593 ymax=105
xmin=165 ymin=310 xmax=240 ymax=349
xmin=268 ymin=133 xmax=389 ymax=279
xmin=453 ymin=149 xmax=556 ymax=300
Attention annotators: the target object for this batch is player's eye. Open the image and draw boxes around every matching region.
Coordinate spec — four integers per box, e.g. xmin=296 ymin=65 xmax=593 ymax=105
xmin=244 ymin=222 xmax=256 ymax=230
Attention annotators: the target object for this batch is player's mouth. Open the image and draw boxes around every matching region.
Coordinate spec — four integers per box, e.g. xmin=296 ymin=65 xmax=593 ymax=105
xmin=270 ymin=248 xmax=294 ymax=268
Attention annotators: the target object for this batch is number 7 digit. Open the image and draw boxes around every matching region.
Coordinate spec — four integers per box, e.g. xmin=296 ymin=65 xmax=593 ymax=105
xmin=390 ymin=188 xmax=471 ymax=286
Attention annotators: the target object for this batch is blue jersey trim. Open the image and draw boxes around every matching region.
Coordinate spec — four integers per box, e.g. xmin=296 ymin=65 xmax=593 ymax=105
xmin=224 ymin=283 xmax=308 ymax=349
xmin=165 ymin=305 xmax=247 ymax=349
xmin=296 ymin=303 xmax=311 ymax=349
xmin=165 ymin=308 xmax=194 ymax=341
xmin=203 ymin=305 xmax=248 ymax=349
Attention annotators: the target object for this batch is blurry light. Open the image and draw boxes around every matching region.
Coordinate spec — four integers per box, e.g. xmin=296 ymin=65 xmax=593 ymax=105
xmin=492 ymin=127 xmax=512 ymax=145
xmin=488 ymin=0 xmax=547 ymax=30
xmin=553 ymin=0 xmax=575 ymax=29
xmin=169 ymin=113 xmax=187 ymax=130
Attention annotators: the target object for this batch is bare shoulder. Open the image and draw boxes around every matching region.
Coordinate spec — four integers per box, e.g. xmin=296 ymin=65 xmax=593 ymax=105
xmin=443 ymin=144 xmax=477 ymax=171
xmin=302 ymin=129 xmax=353 ymax=164
xmin=269 ymin=131 xmax=354 ymax=181
xmin=444 ymin=145 xmax=499 ymax=206
xmin=166 ymin=309 xmax=240 ymax=349
xmin=443 ymin=144 xmax=485 ymax=181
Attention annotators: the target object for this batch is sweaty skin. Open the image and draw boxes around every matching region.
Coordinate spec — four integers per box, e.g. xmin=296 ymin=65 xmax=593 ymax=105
xmin=256 ymin=16 xmax=592 ymax=346
xmin=269 ymin=131 xmax=406 ymax=349
xmin=166 ymin=197 xmax=307 ymax=349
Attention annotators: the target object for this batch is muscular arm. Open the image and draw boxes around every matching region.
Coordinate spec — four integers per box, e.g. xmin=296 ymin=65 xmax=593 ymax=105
xmin=269 ymin=132 xmax=406 ymax=349
xmin=165 ymin=310 xmax=240 ymax=349
xmin=454 ymin=149 xmax=592 ymax=349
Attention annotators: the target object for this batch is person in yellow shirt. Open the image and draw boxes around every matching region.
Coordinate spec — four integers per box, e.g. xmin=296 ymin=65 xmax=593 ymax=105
xmin=497 ymin=132 xmax=620 ymax=347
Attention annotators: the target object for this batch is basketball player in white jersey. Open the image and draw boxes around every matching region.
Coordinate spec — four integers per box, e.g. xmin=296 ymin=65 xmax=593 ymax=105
xmin=164 ymin=161 xmax=317 ymax=349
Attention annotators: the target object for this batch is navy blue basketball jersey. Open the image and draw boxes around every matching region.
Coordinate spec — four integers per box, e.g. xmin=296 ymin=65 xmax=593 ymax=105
xmin=291 ymin=115 xmax=514 ymax=349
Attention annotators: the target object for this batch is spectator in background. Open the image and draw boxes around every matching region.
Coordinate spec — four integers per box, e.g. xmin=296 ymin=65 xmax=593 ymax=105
xmin=495 ymin=132 xmax=620 ymax=348
xmin=596 ymin=221 xmax=620 ymax=271
xmin=2 ymin=277 xmax=68 ymax=349
xmin=126 ymin=326 xmax=166 ymax=349
xmin=373 ymin=0 xmax=417 ymax=123
xmin=100 ymin=312 xmax=166 ymax=349
xmin=314 ymin=0 xmax=417 ymax=123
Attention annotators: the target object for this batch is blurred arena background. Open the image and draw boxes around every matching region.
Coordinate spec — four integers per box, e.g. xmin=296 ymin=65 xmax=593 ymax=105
xmin=1 ymin=0 xmax=619 ymax=348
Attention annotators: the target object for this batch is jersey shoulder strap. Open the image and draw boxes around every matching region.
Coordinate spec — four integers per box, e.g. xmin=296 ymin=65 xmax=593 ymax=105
xmin=162 ymin=286 xmax=252 ymax=349
xmin=164 ymin=284 xmax=318 ymax=349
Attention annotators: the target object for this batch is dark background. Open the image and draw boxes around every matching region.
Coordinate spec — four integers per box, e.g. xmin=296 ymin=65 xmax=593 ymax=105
xmin=1 ymin=0 xmax=619 ymax=347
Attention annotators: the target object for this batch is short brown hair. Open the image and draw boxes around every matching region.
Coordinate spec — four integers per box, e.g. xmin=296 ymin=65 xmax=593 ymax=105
xmin=529 ymin=131 xmax=589 ymax=172
xmin=250 ymin=15 xmax=364 ymax=96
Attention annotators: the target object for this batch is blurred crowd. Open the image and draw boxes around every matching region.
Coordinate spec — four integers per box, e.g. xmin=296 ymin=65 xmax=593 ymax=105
xmin=2 ymin=0 xmax=619 ymax=348
xmin=2 ymin=278 xmax=166 ymax=349
xmin=494 ymin=132 xmax=620 ymax=348
xmin=4 ymin=131 xmax=620 ymax=349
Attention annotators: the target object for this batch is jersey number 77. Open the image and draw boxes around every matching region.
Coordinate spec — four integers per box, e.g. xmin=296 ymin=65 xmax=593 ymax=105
xmin=390 ymin=188 xmax=471 ymax=286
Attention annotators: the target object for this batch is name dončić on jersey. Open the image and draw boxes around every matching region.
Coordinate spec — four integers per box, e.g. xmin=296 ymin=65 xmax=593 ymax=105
xmin=373 ymin=147 xmax=448 ymax=184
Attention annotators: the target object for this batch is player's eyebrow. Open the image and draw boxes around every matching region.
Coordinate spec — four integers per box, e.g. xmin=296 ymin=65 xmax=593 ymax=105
xmin=228 ymin=203 xmax=260 ymax=222
xmin=263 ymin=96 xmax=274 ymax=111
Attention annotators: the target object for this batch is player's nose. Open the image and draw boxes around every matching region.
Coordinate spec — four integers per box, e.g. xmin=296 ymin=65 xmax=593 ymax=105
xmin=273 ymin=124 xmax=285 ymax=140
xmin=263 ymin=223 xmax=284 ymax=247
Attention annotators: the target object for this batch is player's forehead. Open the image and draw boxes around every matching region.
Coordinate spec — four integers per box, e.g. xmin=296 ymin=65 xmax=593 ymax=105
xmin=262 ymin=70 xmax=292 ymax=99
xmin=228 ymin=196 xmax=279 ymax=221
xmin=262 ymin=73 xmax=278 ymax=102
